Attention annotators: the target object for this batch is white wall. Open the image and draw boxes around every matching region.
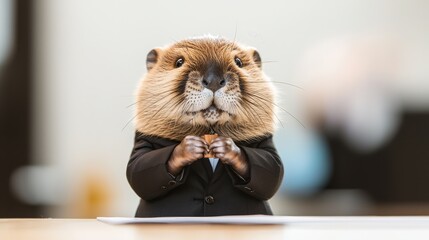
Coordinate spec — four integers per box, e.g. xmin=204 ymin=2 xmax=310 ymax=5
xmin=32 ymin=0 xmax=429 ymax=216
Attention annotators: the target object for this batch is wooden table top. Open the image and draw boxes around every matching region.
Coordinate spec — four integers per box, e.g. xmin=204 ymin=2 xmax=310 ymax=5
xmin=1 ymin=218 xmax=429 ymax=240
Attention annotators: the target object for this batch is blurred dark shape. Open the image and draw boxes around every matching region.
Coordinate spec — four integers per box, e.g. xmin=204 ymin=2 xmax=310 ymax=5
xmin=0 ymin=1 xmax=41 ymax=217
xmin=325 ymin=111 xmax=429 ymax=204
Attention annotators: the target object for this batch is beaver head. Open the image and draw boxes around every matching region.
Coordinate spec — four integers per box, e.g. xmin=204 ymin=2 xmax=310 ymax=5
xmin=135 ymin=36 xmax=276 ymax=142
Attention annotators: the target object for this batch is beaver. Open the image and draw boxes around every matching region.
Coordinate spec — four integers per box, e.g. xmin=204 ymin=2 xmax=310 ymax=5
xmin=127 ymin=36 xmax=283 ymax=217
xmin=135 ymin=36 xmax=276 ymax=142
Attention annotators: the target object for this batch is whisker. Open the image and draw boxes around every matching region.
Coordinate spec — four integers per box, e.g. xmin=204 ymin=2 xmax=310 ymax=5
xmin=244 ymin=81 xmax=304 ymax=90
xmin=122 ymin=114 xmax=139 ymax=131
xmin=233 ymin=24 xmax=238 ymax=44
xmin=245 ymin=92 xmax=305 ymax=128
xmin=126 ymin=100 xmax=144 ymax=108
xmin=261 ymin=61 xmax=280 ymax=64
xmin=137 ymin=91 xmax=180 ymax=112
xmin=245 ymin=102 xmax=268 ymax=126
xmin=126 ymin=88 xmax=179 ymax=109
xmin=239 ymin=99 xmax=265 ymax=126
xmin=244 ymin=95 xmax=284 ymax=128
xmin=146 ymin=96 xmax=182 ymax=124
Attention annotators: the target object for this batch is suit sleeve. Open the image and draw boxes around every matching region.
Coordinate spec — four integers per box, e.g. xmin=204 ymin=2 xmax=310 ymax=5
xmin=126 ymin=133 xmax=187 ymax=201
xmin=225 ymin=135 xmax=284 ymax=201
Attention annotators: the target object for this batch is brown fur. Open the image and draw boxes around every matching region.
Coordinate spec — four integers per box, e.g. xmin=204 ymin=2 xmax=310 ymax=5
xmin=135 ymin=36 xmax=276 ymax=142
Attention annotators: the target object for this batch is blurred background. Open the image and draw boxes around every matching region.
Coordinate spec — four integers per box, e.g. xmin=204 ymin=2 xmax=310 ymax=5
xmin=1 ymin=0 xmax=428 ymax=218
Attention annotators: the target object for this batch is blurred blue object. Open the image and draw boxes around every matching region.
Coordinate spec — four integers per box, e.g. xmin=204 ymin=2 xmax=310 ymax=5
xmin=274 ymin=127 xmax=331 ymax=196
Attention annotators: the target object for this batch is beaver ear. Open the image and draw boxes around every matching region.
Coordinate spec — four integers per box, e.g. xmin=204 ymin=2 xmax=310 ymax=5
xmin=146 ymin=48 xmax=161 ymax=71
xmin=249 ymin=49 xmax=262 ymax=69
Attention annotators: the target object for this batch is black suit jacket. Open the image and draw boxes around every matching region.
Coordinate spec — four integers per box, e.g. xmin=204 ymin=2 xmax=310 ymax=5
xmin=127 ymin=132 xmax=283 ymax=217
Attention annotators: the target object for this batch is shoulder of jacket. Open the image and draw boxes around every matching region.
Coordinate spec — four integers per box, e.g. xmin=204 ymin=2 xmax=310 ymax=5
xmin=236 ymin=134 xmax=273 ymax=146
xmin=135 ymin=131 xmax=179 ymax=146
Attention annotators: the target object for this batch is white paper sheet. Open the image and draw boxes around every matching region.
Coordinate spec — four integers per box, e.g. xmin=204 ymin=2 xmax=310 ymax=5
xmin=97 ymin=215 xmax=429 ymax=225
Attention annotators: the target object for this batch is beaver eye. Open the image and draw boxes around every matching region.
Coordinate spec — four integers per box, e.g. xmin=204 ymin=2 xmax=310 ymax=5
xmin=234 ymin=57 xmax=243 ymax=68
xmin=175 ymin=58 xmax=184 ymax=68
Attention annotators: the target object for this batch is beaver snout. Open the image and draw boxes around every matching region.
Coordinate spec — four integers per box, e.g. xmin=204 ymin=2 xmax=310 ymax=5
xmin=202 ymin=75 xmax=227 ymax=92
xmin=202 ymin=63 xmax=227 ymax=92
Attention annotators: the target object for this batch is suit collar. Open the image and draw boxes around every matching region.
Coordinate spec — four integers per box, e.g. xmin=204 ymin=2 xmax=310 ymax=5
xmin=191 ymin=158 xmax=225 ymax=183
xmin=191 ymin=159 xmax=210 ymax=183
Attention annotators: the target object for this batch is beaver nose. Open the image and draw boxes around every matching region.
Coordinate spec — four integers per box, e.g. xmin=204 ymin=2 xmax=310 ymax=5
xmin=202 ymin=62 xmax=227 ymax=92
xmin=202 ymin=73 xmax=226 ymax=92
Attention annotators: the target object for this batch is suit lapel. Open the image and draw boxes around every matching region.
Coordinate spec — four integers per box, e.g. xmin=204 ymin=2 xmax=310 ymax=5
xmin=212 ymin=161 xmax=225 ymax=183
xmin=191 ymin=158 xmax=212 ymax=183
xmin=191 ymin=158 xmax=225 ymax=183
